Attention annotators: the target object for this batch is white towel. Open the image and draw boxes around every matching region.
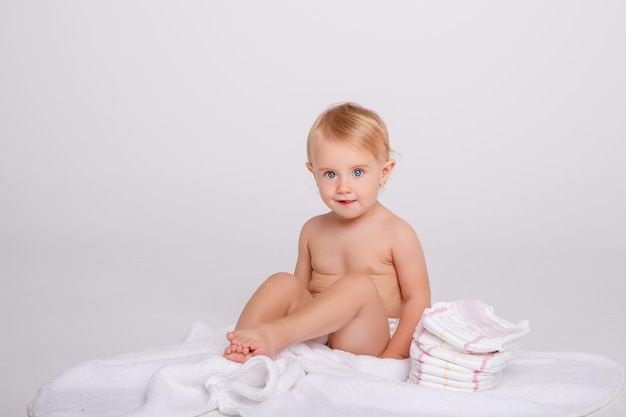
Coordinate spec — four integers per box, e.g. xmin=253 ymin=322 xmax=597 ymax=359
xmin=29 ymin=321 xmax=624 ymax=417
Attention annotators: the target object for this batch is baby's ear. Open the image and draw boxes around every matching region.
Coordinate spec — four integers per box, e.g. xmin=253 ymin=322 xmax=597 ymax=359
xmin=380 ymin=159 xmax=396 ymax=186
xmin=306 ymin=162 xmax=319 ymax=186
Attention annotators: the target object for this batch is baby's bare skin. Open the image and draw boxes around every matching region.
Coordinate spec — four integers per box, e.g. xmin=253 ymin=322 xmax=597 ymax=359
xmin=225 ymin=204 xmax=428 ymax=362
xmin=306 ymin=209 xmax=404 ymax=318
xmin=224 ymin=131 xmax=430 ymax=363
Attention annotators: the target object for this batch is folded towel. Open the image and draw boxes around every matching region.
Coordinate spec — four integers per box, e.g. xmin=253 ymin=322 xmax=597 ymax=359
xmin=420 ymin=299 xmax=530 ymax=354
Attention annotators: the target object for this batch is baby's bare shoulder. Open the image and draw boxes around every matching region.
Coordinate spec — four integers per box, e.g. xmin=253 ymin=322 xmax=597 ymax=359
xmin=300 ymin=213 xmax=333 ymax=237
xmin=302 ymin=213 xmax=330 ymax=229
xmin=379 ymin=207 xmax=414 ymax=228
xmin=379 ymin=211 xmax=419 ymax=243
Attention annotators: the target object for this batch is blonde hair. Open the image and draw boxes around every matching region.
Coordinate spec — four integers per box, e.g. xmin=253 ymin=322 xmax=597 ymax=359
xmin=307 ymin=102 xmax=391 ymax=163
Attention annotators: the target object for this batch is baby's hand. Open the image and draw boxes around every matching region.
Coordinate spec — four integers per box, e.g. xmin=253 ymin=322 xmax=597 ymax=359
xmin=378 ymin=347 xmax=405 ymax=360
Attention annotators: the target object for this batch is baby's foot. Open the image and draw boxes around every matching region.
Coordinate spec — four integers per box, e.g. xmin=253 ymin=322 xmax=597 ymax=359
xmin=223 ymin=345 xmax=252 ymax=363
xmin=223 ymin=326 xmax=277 ymax=363
xmin=223 ymin=331 xmax=254 ymax=363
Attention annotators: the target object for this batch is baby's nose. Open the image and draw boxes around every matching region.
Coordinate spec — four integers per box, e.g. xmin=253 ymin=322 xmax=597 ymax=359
xmin=336 ymin=178 xmax=351 ymax=193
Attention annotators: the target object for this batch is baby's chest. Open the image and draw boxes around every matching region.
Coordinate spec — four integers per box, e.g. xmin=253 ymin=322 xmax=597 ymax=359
xmin=309 ymin=237 xmax=392 ymax=274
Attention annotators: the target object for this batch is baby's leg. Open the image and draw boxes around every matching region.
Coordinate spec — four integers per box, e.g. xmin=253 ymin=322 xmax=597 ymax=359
xmin=227 ymin=274 xmax=390 ymax=360
xmin=224 ymin=272 xmax=313 ymax=362
xmin=325 ymin=276 xmax=390 ymax=356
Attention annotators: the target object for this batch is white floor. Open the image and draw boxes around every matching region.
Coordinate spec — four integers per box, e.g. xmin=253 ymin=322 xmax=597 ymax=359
xmin=1 ymin=241 xmax=624 ymax=417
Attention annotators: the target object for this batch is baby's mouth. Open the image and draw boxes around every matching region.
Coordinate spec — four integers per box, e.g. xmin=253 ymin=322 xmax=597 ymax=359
xmin=337 ymin=199 xmax=356 ymax=206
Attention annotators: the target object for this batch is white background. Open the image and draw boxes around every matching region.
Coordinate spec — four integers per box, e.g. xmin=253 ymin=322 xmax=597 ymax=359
xmin=1 ymin=1 xmax=624 ymax=416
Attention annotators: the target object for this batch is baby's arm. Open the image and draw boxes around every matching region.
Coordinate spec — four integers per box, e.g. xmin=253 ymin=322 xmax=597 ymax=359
xmin=380 ymin=221 xmax=431 ymax=359
xmin=293 ymin=219 xmax=314 ymax=288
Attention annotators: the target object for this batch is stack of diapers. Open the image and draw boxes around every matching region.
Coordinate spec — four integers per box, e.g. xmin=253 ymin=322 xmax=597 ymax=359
xmin=408 ymin=299 xmax=530 ymax=392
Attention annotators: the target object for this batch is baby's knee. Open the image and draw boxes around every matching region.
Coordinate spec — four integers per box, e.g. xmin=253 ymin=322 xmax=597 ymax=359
xmin=267 ymin=272 xmax=295 ymax=281
xmin=263 ymin=272 xmax=303 ymax=291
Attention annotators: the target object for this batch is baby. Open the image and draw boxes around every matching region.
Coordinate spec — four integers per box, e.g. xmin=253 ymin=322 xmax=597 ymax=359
xmin=224 ymin=102 xmax=430 ymax=362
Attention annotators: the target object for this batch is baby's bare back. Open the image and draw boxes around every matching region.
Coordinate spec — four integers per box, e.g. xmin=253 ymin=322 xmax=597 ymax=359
xmin=305 ymin=210 xmax=404 ymax=318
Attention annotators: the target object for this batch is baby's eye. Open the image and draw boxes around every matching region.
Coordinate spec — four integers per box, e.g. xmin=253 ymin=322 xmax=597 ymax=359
xmin=324 ymin=171 xmax=336 ymax=179
xmin=352 ymin=169 xmax=364 ymax=177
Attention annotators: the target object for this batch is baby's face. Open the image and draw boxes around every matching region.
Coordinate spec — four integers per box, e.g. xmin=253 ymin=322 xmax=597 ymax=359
xmin=307 ymin=139 xmax=393 ymax=220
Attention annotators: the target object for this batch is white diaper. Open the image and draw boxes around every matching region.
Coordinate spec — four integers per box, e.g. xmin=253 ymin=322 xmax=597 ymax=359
xmin=313 ymin=317 xmax=399 ymax=345
xmin=388 ymin=317 xmax=399 ymax=337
